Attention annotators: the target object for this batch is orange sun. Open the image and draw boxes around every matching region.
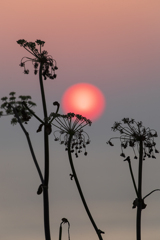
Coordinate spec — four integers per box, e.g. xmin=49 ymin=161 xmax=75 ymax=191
xmin=61 ymin=83 xmax=105 ymax=121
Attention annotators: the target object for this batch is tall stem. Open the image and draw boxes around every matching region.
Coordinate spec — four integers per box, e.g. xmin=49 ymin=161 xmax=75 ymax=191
xmin=68 ymin=135 xmax=103 ymax=240
xmin=39 ymin=63 xmax=48 ymax=119
xmin=12 ymin=107 xmax=44 ymax=183
xmin=136 ymin=140 xmax=143 ymax=240
xmin=127 ymin=159 xmax=138 ymax=197
xmin=39 ymin=63 xmax=51 ymax=240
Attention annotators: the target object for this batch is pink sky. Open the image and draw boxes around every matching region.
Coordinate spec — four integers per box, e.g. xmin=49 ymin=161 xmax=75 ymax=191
xmin=1 ymin=1 xmax=160 ymax=240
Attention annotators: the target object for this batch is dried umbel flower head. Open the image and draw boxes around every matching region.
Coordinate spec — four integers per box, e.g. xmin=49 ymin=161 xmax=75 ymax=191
xmin=107 ymin=118 xmax=159 ymax=159
xmin=17 ymin=39 xmax=58 ymax=80
xmin=52 ymin=113 xmax=91 ymax=157
xmin=0 ymin=92 xmax=36 ymax=125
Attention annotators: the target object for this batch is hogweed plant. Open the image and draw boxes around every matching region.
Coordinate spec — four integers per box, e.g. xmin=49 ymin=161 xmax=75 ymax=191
xmin=107 ymin=118 xmax=160 ymax=240
xmin=0 ymin=39 xmax=103 ymax=240
xmin=52 ymin=113 xmax=104 ymax=240
xmin=2 ymin=39 xmax=159 ymax=240
xmin=0 ymin=92 xmax=36 ymax=125
xmin=0 ymin=39 xmax=59 ymax=240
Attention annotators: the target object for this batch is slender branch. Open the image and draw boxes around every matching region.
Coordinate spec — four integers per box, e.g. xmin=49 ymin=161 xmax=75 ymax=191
xmin=12 ymin=107 xmax=44 ymax=183
xmin=54 ymin=117 xmax=69 ymax=131
xmin=22 ymin=101 xmax=44 ymax=124
xmin=39 ymin=63 xmax=48 ymax=119
xmin=21 ymin=57 xmax=35 ymax=64
xmin=23 ymin=46 xmax=39 ymax=59
xmin=143 ymin=189 xmax=160 ymax=200
xmin=48 ymin=102 xmax=60 ymax=124
xmin=67 ymin=135 xmax=104 ymax=240
xmin=125 ymin=157 xmax=138 ymax=197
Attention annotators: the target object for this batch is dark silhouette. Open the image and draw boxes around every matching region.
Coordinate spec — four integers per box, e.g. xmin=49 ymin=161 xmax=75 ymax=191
xmin=107 ymin=118 xmax=160 ymax=240
xmin=0 ymin=39 xmax=103 ymax=240
xmin=53 ymin=113 xmax=104 ymax=240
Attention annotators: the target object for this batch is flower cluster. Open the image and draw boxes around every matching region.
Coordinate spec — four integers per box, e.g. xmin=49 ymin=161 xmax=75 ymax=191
xmin=107 ymin=118 xmax=159 ymax=159
xmin=52 ymin=113 xmax=91 ymax=157
xmin=17 ymin=39 xmax=58 ymax=80
xmin=0 ymin=92 xmax=36 ymax=125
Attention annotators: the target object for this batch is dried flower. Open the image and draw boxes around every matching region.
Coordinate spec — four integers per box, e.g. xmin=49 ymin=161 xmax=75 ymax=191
xmin=108 ymin=118 xmax=159 ymax=160
xmin=17 ymin=39 xmax=58 ymax=80
xmin=53 ymin=113 xmax=91 ymax=157
xmin=0 ymin=92 xmax=36 ymax=125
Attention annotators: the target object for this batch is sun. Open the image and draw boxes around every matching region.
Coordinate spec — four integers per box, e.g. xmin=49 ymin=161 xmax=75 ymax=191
xmin=61 ymin=83 xmax=105 ymax=121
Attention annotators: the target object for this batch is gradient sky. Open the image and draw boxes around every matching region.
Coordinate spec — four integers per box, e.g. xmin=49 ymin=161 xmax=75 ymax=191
xmin=1 ymin=0 xmax=160 ymax=239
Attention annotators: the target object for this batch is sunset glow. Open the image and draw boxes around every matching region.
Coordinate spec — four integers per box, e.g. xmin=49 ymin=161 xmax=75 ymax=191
xmin=1 ymin=0 xmax=160 ymax=239
xmin=62 ymin=83 xmax=105 ymax=121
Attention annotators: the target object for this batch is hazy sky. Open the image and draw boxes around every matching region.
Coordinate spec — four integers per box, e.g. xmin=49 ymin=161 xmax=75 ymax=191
xmin=1 ymin=0 xmax=160 ymax=239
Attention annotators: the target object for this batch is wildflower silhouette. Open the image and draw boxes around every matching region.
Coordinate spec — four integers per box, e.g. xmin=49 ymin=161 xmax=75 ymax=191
xmin=107 ymin=118 xmax=160 ymax=240
xmin=0 ymin=92 xmax=36 ymax=125
xmin=17 ymin=39 xmax=58 ymax=80
xmin=0 ymin=39 xmax=103 ymax=240
xmin=53 ymin=113 xmax=91 ymax=157
xmin=0 ymin=39 xmax=59 ymax=240
xmin=0 ymin=92 xmax=45 ymax=184
xmin=53 ymin=113 xmax=104 ymax=240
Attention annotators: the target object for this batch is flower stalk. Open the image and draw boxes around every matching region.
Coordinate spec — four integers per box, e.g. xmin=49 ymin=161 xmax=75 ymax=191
xmin=107 ymin=118 xmax=159 ymax=240
xmin=39 ymin=62 xmax=51 ymax=240
xmin=53 ymin=113 xmax=104 ymax=240
xmin=136 ymin=139 xmax=143 ymax=240
xmin=12 ymin=106 xmax=44 ymax=183
xmin=124 ymin=157 xmax=138 ymax=197
xmin=16 ymin=39 xmax=58 ymax=240
xmin=59 ymin=218 xmax=70 ymax=240
xmin=68 ymin=134 xmax=103 ymax=240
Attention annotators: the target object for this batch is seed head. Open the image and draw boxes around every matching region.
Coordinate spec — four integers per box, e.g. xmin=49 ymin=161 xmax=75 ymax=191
xmin=53 ymin=113 xmax=91 ymax=157
xmin=17 ymin=39 xmax=58 ymax=80
xmin=107 ymin=118 xmax=158 ymax=160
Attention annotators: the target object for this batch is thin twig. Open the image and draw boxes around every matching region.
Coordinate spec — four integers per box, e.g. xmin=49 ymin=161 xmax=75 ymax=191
xmin=22 ymin=101 xmax=44 ymax=124
xmin=125 ymin=157 xmax=138 ymax=197
xmin=143 ymin=189 xmax=160 ymax=200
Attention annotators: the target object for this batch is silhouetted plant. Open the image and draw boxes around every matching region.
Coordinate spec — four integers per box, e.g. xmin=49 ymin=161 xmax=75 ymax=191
xmin=3 ymin=38 xmax=160 ymax=240
xmin=0 ymin=92 xmax=36 ymax=125
xmin=107 ymin=118 xmax=160 ymax=240
xmin=53 ymin=113 xmax=104 ymax=240
xmin=17 ymin=39 xmax=58 ymax=80
xmin=59 ymin=218 xmax=70 ymax=240
xmin=0 ymin=39 xmax=104 ymax=240
xmin=1 ymin=39 xmax=59 ymax=240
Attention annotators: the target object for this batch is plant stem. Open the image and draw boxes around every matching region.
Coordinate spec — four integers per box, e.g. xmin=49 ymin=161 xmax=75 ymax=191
xmin=136 ymin=140 xmax=143 ymax=240
xmin=12 ymin=107 xmax=44 ymax=183
xmin=22 ymin=101 xmax=44 ymax=124
xmin=39 ymin=63 xmax=48 ymax=119
xmin=143 ymin=189 xmax=160 ymax=200
xmin=39 ymin=63 xmax=51 ymax=240
xmin=59 ymin=223 xmax=62 ymax=240
xmin=67 ymin=135 xmax=103 ymax=240
xmin=43 ymin=187 xmax=51 ymax=240
xmin=127 ymin=159 xmax=138 ymax=197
